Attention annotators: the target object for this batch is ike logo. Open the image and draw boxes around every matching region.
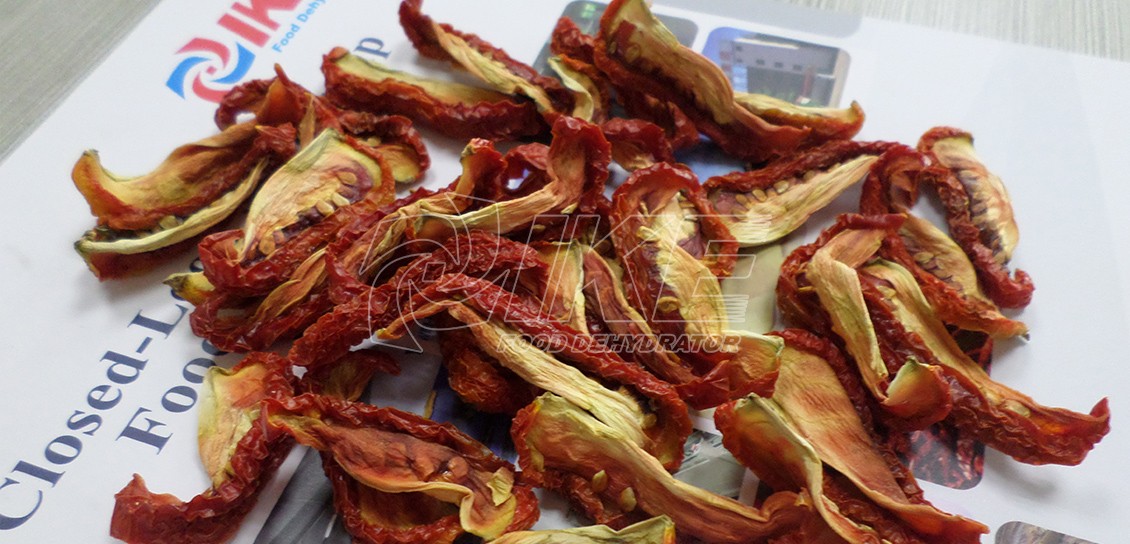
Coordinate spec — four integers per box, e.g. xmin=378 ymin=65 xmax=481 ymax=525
xmin=167 ymin=0 xmax=304 ymax=102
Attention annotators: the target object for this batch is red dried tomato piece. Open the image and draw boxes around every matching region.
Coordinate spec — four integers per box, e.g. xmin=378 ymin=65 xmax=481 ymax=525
xmin=264 ymin=393 xmax=539 ymax=542
xmin=110 ymin=353 xmax=295 ymax=544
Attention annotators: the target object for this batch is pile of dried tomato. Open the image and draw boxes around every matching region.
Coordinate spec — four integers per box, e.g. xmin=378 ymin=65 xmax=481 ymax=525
xmin=73 ymin=1 xmax=1109 ymax=542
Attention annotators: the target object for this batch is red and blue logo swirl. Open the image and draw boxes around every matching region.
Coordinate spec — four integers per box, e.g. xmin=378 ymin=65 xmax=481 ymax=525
xmin=166 ymin=38 xmax=256 ymax=102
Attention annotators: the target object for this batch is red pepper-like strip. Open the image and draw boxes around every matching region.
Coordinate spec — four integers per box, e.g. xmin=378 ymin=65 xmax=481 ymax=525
xmin=594 ymin=0 xmax=808 ymax=163
xmin=198 ymin=129 xmax=396 ymax=296
xmin=513 ymin=394 xmax=809 ymax=543
xmin=860 ymin=259 xmax=1110 ymax=465
xmin=290 ymin=231 xmax=546 ymax=370
xmin=382 ymin=273 xmax=692 ymax=469
xmin=399 ymin=0 xmax=575 ymax=116
xmin=918 ymin=127 xmax=1033 ymax=308
xmin=323 ymin=47 xmax=543 ymax=140
xmin=264 ymin=393 xmax=539 ymax=541
xmin=717 ymin=332 xmax=989 ymax=544
xmin=110 ymin=353 xmax=295 ymax=544
xmin=860 ymin=146 xmax=1028 ymax=338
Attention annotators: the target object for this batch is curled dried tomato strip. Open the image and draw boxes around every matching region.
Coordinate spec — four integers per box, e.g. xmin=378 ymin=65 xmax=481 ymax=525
xmin=610 ymin=163 xmax=736 ymax=339
xmin=264 ymin=393 xmax=539 ymax=541
xmin=74 ymin=123 xmax=275 ymax=234
xmin=513 ymin=394 xmax=808 ymax=543
xmin=733 ymin=92 xmax=865 ymax=145
xmin=290 ymin=231 xmax=546 ymax=370
xmin=860 ymin=146 xmax=1028 ymax=338
xmin=110 ymin=353 xmax=295 ymax=544
xmin=323 ymin=47 xmax=542 ymax=140
xmin=594 ymin=0 xmax=808 ymax=163
xmin=918 ymin=127 xmax=1033 ymax=308
xmin=198 ymin=129 xmax=396 ymax=295
xmin=189 ymin=249 xmax=333 ymax=352
xmin=608 ymin=164 xmax=789 ymax=408
xmin=860 ymin=259 xmax=1110 ymax=465
xmin=716 ymin=332 xmax=988 ymax=544
xmin=492 ymin=516 xmax=677 ymax=543
xmin=613 ymin=162 xmax=737 ymax=280
xmin=399 ymin=0 xmax=574 ymax=116
xmin=550 ymin=16 xmax=699 ymax=151
xmin=381 ymin=273 xmax=692 ymax=469
xmin=778 ymin=214 xmax=953 ymax=428
xmin=437 ymin=326 xmax=540 ymax=414
xmin=706 ymin=140 xmax=894 ymax=246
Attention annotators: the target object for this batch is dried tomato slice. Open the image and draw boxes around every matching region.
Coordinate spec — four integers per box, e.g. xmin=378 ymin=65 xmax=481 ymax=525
xmin=716 ymin=333 xmax=988 ymax=544
xmin=859 ymin=145 xmax=1028 ymax=338
xmin=491 ymin=516 xmax=677 ymax=543
xmin=513 ymin=393 xmax=809 ymax=542
xmin=323 ymin=47 xmax=543 ymax=140
xmin=110 ymin=353 xmax=295 ymax=544
xmin=290 ymin=231 xmax=546 ymax=371
xmin=399 ymin=0 xmax=574 ymax=116
xmin=263 ymin=393 xmax=539 ymax=541
xmin=594 ymin=0 xmax=809 ymax=163
xmin=198 ymin=128 xmax=396 ymax=295
xmin=860 ymin=259 xmax=1110 ymax=465
xmin=918 ymin=127 xmax=1033 ymax=308
xmin=705 ymin=140 xmax=893 ymax=246
xmin=379 ymin=273 xmax=692 ymax=469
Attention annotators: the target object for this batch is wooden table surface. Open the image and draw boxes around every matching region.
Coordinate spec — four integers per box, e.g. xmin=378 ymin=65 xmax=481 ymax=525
xmin=1 ymin=0 xmax=1125 ymax=160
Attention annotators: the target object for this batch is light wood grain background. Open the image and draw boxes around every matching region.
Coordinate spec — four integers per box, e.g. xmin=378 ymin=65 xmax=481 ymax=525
xmin=1 ymin=0 xmax=1125 ymax=159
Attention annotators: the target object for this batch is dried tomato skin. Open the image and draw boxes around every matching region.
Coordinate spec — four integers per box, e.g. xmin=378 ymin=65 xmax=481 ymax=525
xmin=322 ymin=48 xmax=544 ymax=141
xmin=772 ymin=329 xmax=926 ymax=503
xmin=917 ymin=127 xmax=1033 ymax=309
xmin=612 ymin=162 xmax=737 ymax=283
xmin=551 ymin=16 xmax=597 ymax=62
xmin=322 ymin=187 xmax=437 ymax=303
xmin=776 ymin=213 xmax=906 ymax=335
xmin=81 ymin=236 xmax=201 ymax=281
xmin=601 ymin=117 xmax=676 ymax=168
xmin=198 ymin=136 xmax=396 ymax=297
xmin=322 ymin=458 xmax=466 ymax=544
